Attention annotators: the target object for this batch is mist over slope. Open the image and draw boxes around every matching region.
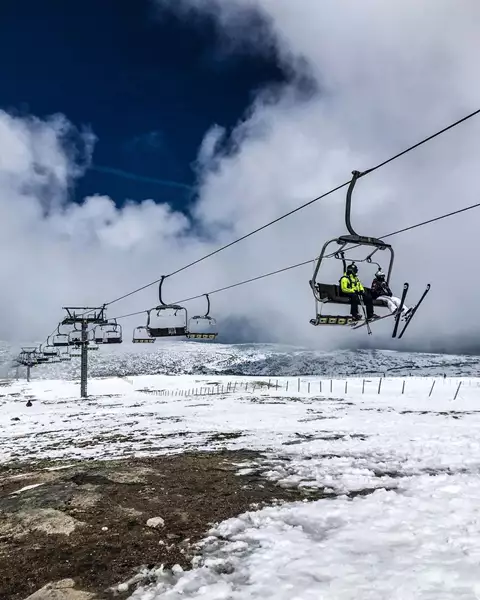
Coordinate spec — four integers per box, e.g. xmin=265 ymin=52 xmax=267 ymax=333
xmin=3 ymin=341 xmax=480 ymax=380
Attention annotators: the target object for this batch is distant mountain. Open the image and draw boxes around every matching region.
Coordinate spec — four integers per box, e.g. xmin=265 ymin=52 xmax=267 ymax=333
xmin=2 ymin=341 xmax=479 ymax=380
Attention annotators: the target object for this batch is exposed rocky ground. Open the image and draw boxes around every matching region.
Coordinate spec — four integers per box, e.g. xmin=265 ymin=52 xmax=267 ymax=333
xmin=0 ymin=451 xmax=323 ymax=600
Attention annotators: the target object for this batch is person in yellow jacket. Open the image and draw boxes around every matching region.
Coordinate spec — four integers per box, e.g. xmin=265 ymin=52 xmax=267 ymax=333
xmin=340 ymin=263 xmax=377 ymax=321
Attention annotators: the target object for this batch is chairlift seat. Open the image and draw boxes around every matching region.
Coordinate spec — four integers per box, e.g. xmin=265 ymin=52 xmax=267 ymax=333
xmin=52 ymin=336 xmax=70 ymax=347
xmin=133 ymin=338 xmax=155 ymax=343
xmin=148 ymin=326 xmax=187 ymax=338
xmin=104 ymin=332 xmax=122 ymax=344
xmin=315 ymin=283 xmax=389 ymax=308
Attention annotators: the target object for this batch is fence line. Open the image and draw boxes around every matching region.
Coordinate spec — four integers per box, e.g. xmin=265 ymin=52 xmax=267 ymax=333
xmin=135 ymin=376 xmax=472 ymax=400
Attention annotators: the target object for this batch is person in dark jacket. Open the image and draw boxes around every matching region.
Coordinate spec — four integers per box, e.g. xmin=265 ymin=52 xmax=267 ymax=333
xmin=340 ymin=263 xmax=377 ymax=321
xmin=370 ymin=270 xmax=411 ymax=318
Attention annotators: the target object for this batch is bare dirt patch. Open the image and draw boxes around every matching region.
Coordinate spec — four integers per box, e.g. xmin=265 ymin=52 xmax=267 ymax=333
xmin=0 ymin=451 xmax=324 ymax=600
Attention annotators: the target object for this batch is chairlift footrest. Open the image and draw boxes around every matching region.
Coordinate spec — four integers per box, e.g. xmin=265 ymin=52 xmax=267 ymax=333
xmin=310 ymin=315 xmax=354 ymax=326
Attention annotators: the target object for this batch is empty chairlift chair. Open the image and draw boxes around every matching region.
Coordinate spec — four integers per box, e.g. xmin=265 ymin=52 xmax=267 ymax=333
xmin=104 ymin=320 xmax=122 ymax=344
xmin=132 ymin=326 xmax=155 ymax=343
xmin=186 ymin=294 xmax=218 ymax=340
xmin=52 ymin=326 xmax=70 ymax=347
xmin=146 ymin=276 xmax=188 ymax=338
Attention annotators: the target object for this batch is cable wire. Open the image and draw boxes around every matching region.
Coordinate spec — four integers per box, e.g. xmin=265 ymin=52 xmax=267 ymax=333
xmin=101 ymin=107 xmax=480 ymax=308
xmin=109 ymin=197 xmax=480 ymax=323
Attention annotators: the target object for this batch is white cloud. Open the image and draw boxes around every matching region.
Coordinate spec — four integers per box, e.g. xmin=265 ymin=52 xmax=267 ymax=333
xmin=3 ymin=1 xmax=480 ymax=353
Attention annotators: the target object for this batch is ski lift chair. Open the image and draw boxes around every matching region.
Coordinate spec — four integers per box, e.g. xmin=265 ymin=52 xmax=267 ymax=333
xmin=94 ymin=324 xmax=107 ymax=344
xmin=104 ymin=320 xmax=122 ymax=344
xmin=52 ymin=326 xmax=70 ymax=347
xmin=146 ymin=276 xmax=188 ymax=338
xmin=68 ymin=330 xmax=82 ymax=346
xmin=132 ymin=326 xmax=155 ymax=343
xmin=309 ymin=171 xmax=394 ymax=328
xmin=186 ymin=294 xmax=218 ymax=340
xmin=86 ymin=331 xmax=99 ymax=351
xmin=43 ymin=337 xmax=59 ymax=358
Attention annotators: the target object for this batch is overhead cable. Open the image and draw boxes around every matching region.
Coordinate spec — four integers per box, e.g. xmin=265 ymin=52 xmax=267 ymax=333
xmin=101 ymin=107 xmax=480 ymax=308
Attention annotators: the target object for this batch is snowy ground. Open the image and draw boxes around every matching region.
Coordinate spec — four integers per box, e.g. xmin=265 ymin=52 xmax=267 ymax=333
xmin=2 ymin=373 xmax=480 ymax=598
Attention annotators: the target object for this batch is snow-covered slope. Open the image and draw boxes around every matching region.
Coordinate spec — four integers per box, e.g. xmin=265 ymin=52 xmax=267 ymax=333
xmin=2 ymin=341 xmax=480 ymax=380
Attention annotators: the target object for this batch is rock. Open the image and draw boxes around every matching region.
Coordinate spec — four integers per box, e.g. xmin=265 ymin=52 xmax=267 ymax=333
xmin=23 ymin=578 xmax=97 ymax=599
xmin=146 ymin=516 xmax=165 ymax=529
xmin=0 ymin=508 xmax=83 ymax=537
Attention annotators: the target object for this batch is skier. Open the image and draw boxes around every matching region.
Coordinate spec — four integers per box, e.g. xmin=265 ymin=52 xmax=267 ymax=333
xmin=370 ymin=270 xmax=412 ymax=318
xmin=340 ymin=263 xmax=378 ymax=322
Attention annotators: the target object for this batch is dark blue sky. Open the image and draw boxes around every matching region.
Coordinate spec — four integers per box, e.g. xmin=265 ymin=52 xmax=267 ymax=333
xmin=0 ymin=0 xmax=284 ymax=208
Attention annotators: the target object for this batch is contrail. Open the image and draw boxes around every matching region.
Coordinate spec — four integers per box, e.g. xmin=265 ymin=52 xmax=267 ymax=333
xmin=91 ymin=165 xmax=195 ymax=191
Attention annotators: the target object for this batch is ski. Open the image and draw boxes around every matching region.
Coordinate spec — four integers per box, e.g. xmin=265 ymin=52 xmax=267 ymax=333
xmin=358 ymin=295 xmax=372 ymax=335
xmin=397 ymin=284 xmax=431 ymax=339
xmin=392 ymin=283 xmax=409 ymax=338
xmin=351 ymin=312 xmax=395 ymax=330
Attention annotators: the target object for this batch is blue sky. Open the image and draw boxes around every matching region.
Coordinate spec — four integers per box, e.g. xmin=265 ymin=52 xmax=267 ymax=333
xmin=0 ymin=0 xmax=284 ymax=209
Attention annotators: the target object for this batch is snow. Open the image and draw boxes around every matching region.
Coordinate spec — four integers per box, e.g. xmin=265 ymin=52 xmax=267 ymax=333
xmin=3 ymin=342 xmax=480 ymax=598
xmin=131 ymin=476 xmax=480 ymax=600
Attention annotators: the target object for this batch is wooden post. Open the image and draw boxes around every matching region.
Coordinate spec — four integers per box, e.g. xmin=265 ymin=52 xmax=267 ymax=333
xmin=377 ymin=378 xmax=382 ymax=395
xmin=454 ymin=382 xmax=462 ymax=400
xmin=330 ymin=379 xmax=333 ymax=393
xmin=429 ymin=380 xmax=436 ymax=398
xmin=308 ymin=382 xmax=311 ymax=393
xmin=298 ymin=378 xmax=300 ymax=392
xmin=402 ymin=380 xmax=405 ymax=395
xmin=286 ymin=380 xmax=289 ymax=391
xmin=345 ymin=380 xmax=348 ymax=393
xmin=319 ymin=380 xmax=322 ymax=393
xmin=275 ymin=380 xmax=278 ymax=390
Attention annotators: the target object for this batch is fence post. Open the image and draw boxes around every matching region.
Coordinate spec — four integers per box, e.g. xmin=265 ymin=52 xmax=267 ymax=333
xmin=453 ymin=381 xmax=462 ymax=400
xmin=319 ymin=380 xmax=322 ymax=393
xmin=233 ymin=382 xmax=237 ymax=392
xmin=377 ymin=378 xmax=382 ymax=395
xmin=245 ymin=382 xmax=248 ymax=391
xmin=330 ymin=379 xmax=333 ymax=393
xmin=298 ymin=378 xmax=300 ymax=393
xmin=402 ymin=380 xmax=405 ymax=395
xmin=429 ymin=380 xmax=436 ymax=398
xmin=308 ymin=382 xmax=311 ymax=393
xmin=344 ymin=380 xmax=348 ymax=394
xmin=275 ymin=379 xmax=278 ymax=390
xmin=362 ymin=379 xmax=365 ymax=394
xmin=286 ymin=380 xmax=289 ymax=391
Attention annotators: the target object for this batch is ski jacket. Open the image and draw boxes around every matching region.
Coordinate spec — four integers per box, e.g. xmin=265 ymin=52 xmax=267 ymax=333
xmin=340 ymin=272 xmax=364 ymax=294
xmin=371 ymin=279 xmax=392 ymax=299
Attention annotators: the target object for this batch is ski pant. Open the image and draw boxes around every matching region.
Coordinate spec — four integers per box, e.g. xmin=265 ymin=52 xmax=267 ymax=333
xmin=376 ymin=295 xmax=409 ymax=314
xmin=345 ymin=292 xmax=374 ymax=319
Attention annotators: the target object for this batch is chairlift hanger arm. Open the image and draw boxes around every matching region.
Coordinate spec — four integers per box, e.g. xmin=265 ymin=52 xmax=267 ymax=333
xmin=204 ymin=294 xmax=211 ymax=318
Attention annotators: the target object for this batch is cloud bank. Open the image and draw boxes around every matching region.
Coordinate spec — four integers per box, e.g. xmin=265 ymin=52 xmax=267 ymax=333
xmin=3 ymin=1 xmax=480 ymax=354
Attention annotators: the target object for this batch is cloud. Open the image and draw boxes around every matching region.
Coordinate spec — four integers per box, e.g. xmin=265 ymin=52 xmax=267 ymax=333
xmin=3 ymin=1 xmax=480 ymax=354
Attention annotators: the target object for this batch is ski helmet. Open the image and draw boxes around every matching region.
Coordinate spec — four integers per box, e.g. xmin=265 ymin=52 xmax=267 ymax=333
xmin=346 ymin=263 xmax=358 ymax=275
xmin=375 ymin=270 xmax=385 ymax=280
